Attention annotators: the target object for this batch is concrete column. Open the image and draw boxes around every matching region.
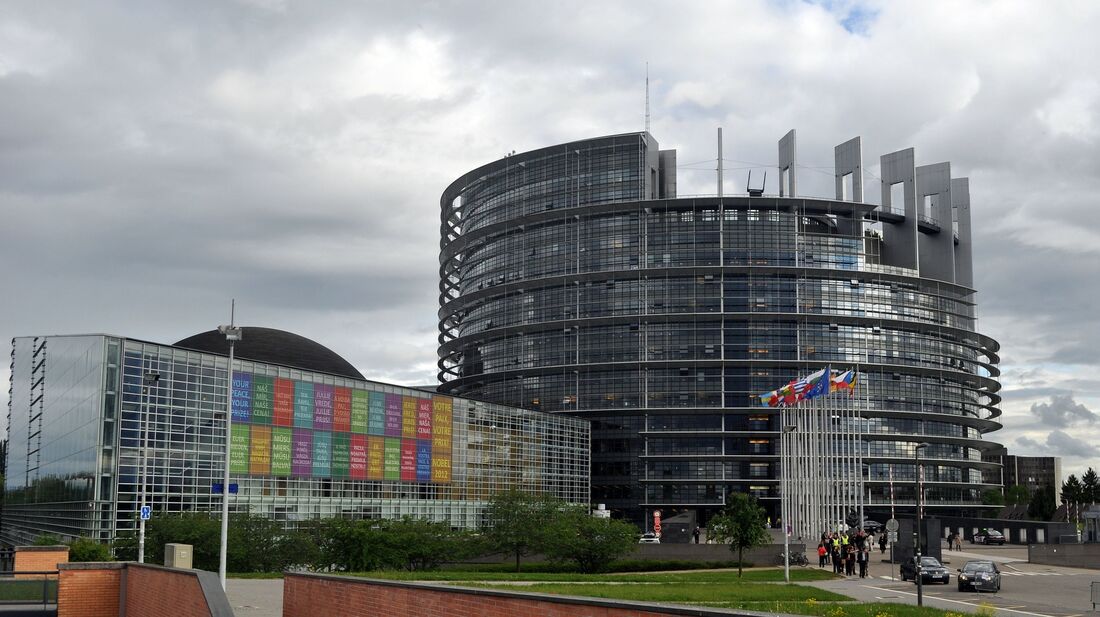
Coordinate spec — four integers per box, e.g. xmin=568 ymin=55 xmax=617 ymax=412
xmin=779 ymin=129 xmax=797 ymax=197
xmin=916 ymin=162 xmax=955 ymax=283
xmin=951 ymin=177 xmax=973 ymax=288
xmin=880 ymin=148 xmax=918 ymax=271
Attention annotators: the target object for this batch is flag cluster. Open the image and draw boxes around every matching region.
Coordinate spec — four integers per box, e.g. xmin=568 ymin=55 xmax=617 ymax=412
xmin=758 ymin=367 xmax=857 ymax=408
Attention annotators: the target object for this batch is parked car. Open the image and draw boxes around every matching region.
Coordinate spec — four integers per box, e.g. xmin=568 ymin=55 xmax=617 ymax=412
xmin=972 ymin=529 xmax=1006 ymax=545
xmin=638 ymin=532 xmax=661 ymax=544
xmin=957 ymin=560 xmax=1001 ymax=592
xmin=900 ymin=556 xmax=950 ymax=584
xmin=861 ymin=519 xmax=884 ymax=533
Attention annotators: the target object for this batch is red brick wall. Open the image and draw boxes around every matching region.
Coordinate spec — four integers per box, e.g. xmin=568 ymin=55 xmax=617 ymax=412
xmin=58 ymin=566 xmax=122 ymax=617
xmin=284 ymin=573 xmax=742 ymax=617
xmin=125 ymin=565 xmax=212 ymax=617
xmin=14 ymin=546 xmax=69 ymax=578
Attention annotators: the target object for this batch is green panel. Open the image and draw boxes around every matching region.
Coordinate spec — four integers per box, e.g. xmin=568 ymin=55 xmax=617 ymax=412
xmin=384 ymin=437 xmax=400 ymax=481
xmin=271 ymin=427 xmax=292 ymax=476
xmin=252 ymin=375 xmax=274 ymax=425
xmin=230 ymin=425 xmax=250 ymax=474
xmin=332 ymin=433 xmax=350 ymax=478
xmin=351 ymin=390 xmax=369 ymax=434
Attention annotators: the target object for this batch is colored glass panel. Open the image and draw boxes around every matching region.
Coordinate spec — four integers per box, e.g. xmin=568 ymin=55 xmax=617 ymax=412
xmin=432 ymin=397 xmax=452 ymax=453
xmin=231 ymin=371 xmax=252 ymax=423
xmin=350 ymin=390 xmax=369 ymax=434
xmin=312 ymin=431 xmax=331 ymax=478
xmin=400 ymin=439 xmax=417 ymax=481
xmin=230 ymin=425 xmax=250 ymax=474
xmin=332 ymin=433 xmax=350 ymax=478
xmin=368 ymin=391 xmax=386 ymax=435
xmin=431 ymin=450 xmax=452 ymax=483
xmin=273 ymin=379 xmax=294 ymax=427
xmin=313 ymin=384 xmax=334 ymax=431
xmin=384 ymin=394 xmax=402 ymax=437
xmin=367 ymin=436 xmax=384 ymax=480
xmin=416 ymin=398 xmax=432 ymax=439
xmin=383 ymin=437 xmax=400 ymax=480
xmin=401 ymin=396 xmax=417 ymax=439
xmin=271 ymin=427 xmax=292 ymax=476
xmin=333 ymin=387 xmax=351 ymax=432
xmin=292 ymin=428 xmax=312 ymax=476
xmin=349 ymin=434 xmax=367 ymax=480
xmin=416 ymin=440 xmax=431 ymax=483
xmin=294 ymin=382 xmax=314 ymax=428
xmin=249 ymin=425 xmax=272 ymax=475
xmin=252 ymin=375 xmax=274 ymax=425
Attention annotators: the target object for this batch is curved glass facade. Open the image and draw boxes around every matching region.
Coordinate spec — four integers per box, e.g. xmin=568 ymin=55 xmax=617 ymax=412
xmin=439 ymin=132 xmax=1002 ymax=524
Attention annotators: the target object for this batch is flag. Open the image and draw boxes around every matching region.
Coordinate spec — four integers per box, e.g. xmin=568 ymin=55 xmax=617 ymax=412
xmin=801 ymin=366 xmax=830 ymax=400
xmin=830 ymin=369 xmax=857 ymax=395
xmin=758 ymin=389 xmax=780 ymax=407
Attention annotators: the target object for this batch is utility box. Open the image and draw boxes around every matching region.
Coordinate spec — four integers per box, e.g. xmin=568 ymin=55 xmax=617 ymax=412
xmin=164 ymin=543 xmax=193 ymax=569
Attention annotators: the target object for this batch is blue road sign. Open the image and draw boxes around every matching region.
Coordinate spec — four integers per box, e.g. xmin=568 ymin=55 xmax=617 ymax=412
xmin=140 ymin=505 xmax=152 ymax=520
xmin=212 ymin=482 xmax=223 ymax=494
xmin=229 ymin=483 xmax=239 ymax=494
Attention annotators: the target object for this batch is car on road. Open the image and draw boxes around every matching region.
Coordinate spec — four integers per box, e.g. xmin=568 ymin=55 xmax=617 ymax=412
xmin=972 ymin=529 xmax=1006 ymax=545
xmin=957 ymin=560 xmax=1001 ymax=592
xmin=900 ymin=556 xmax=951 ymax=584
xmin=861 ymin=519 xmax=884 ymax=533
xmin=638 ymin=532 xmax=661 ymax=544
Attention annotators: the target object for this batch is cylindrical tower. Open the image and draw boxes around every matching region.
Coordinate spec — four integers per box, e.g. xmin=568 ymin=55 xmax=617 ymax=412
xmin=439 ymin=131 xmax=1001 ymax=526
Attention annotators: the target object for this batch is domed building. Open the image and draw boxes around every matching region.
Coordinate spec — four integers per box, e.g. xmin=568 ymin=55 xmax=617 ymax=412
xmin=4 ymin=328 xmax=588 ymax=545
xmin=438 ymin=130 xmax=1002 ymax=527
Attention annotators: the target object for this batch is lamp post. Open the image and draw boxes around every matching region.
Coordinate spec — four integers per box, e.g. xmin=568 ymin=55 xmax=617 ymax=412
xmin=217 ymin=306 xmax=242 ymax=591
xmin=781 ymin=424 xmax=797 ymax=583
xmin=137 ymin=371 xmax=160 ymax=563
xmin=914 ymin=442 xmax=929 ymax=607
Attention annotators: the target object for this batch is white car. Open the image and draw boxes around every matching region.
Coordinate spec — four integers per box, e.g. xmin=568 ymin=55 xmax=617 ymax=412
xmin=638 ymin=532 xmax=661 ymax=544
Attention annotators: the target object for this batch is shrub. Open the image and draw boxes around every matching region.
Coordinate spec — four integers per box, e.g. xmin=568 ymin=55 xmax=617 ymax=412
xmin=67 ymin=537 xmax=112 ymax=562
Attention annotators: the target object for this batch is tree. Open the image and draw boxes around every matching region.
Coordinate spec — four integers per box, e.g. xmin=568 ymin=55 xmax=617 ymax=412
xmin=707 ymin=492 xmax=771 ymax=577
xmin=1081 ymin=468 xmax=1099 ymax=505
xmin=482 ymin=490 xmax=562 ymax=571
xmin=1027 ymin=485 xmax=1056 ymax=521
xmin=1004 ymin=484 xmax=1031 ymax=506
xmin=1062 ymin=475 xmax=1083 ymax=523
xmin=543 ymin=507 xmax=637 ymax=573
xmin=32 ymin=533 xmax=63 ymax=546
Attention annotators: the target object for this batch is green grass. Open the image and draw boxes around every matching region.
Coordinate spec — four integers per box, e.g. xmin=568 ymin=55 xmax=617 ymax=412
xmin=353 ymin=567 xmax=837 ymax=583
xmin=466 ymin=581 xmax=847 ymax=604
xmin=706 ymin=600 xmax=969 ymax=617
xmin=0 ymin=579 xmax=58 ymax=602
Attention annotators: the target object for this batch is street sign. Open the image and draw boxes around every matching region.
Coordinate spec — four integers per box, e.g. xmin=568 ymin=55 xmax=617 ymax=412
xmin=885 ymin=518 xmax=899 ymax=532
xmin=140 ymin=505 xmax=152 ymax=521
xmin=888 ymin=531 xmax=898 ymax=542
xmin=212 ymin=482 xmax=224 ymax=494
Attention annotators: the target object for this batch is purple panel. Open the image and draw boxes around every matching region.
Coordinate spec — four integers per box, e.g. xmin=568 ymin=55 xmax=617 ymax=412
xmin=292 ymin=428 xmax=313 ymax=477
xmin=384 ymin=393 xmax=402 ymax=437
xmin=313 ymin=384 xmax=334 ymax=431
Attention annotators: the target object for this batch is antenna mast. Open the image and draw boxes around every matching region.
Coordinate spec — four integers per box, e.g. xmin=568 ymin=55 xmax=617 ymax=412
xmin=645 ymin=62 xmax=651 ymax=133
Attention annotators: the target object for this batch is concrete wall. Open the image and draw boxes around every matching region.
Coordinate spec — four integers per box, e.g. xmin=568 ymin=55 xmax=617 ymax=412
xmin=1028 ymin=543 xmax=1100 ymax=569
xmin=285 ymin=573 xmax=782 ymax=617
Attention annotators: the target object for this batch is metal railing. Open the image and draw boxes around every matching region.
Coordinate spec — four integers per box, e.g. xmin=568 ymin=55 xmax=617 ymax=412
xmin=0 ymin=571 xmax=59 ymax=610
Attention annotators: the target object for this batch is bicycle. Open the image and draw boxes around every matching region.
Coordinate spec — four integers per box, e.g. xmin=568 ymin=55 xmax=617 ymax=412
xmin=776 ymin=551 xmax=810 ymax=567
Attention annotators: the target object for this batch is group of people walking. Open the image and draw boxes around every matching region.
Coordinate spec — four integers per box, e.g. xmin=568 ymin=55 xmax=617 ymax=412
xmin=816 ymin=529 xmax=877 ymax=578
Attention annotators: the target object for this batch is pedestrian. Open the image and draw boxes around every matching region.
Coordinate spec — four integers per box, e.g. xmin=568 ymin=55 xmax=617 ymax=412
xmin=817 ymin=542 xmax=828 ymax=568
xmin=858 ymin=549 xmax=868 ymax=578
xmin=947 ymin=531 xmax=956 ymax=551
xmin=845 ymin=545 xmax=856 ymax=576
xmin=953 ymin=532 xmax=962 ymax=551
xmin=832 ymin=545 xmax=843 ymax=574
xmin=879 ymin=533 xmax=887 ymax=554
xmin=692 ymin=527 xmax=701 ymax=544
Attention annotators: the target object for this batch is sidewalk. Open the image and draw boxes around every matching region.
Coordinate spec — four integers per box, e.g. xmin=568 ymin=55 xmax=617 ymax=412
xmin=226 ymin=578 xmax=283 ymax=617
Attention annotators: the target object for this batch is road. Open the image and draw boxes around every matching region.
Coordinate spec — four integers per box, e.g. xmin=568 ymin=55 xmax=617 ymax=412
xmin=804 ymin=543 xmax=1100 ymax=617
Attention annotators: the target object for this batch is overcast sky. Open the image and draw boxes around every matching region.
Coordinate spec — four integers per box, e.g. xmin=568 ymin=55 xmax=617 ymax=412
xmin=2 ymin=1 xmax=1098 ymax=480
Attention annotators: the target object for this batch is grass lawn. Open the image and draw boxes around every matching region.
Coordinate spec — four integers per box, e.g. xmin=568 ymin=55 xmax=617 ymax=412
xmin=466 ymin=581 xmax=847 ymax=604
xmin=355 ymin=567 xmax=837 ymax=583
xmin=0 ymin=578 xmax=57 ymax=602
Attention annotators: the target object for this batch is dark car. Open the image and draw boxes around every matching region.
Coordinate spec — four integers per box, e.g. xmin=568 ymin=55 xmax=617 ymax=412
xmin=972 ymin=529 xmax=1006 ymax=545
xmin=862 ymin=519 xmax=884 ymax=533
xmin=900 ymin=556 xmax=950 ymax=584
xmin=957 ymin=560 xmax=1001 ymax=592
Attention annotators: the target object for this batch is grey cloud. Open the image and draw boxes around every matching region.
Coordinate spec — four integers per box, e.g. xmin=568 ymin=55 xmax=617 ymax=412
xmin=1015 ymin=436 xmax=1042 ymax=449
xmin=1046 ymin=430 xmax=1100 ymax=458
xmin=1029 ymin=394 xmax=1098 ymax=428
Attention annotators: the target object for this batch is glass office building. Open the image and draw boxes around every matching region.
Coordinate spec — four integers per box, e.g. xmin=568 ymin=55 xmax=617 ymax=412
xmin=438 ymin=131 xmax=1002 ymax=525
xmin=4 ymin=331 xmax=589 ymax=546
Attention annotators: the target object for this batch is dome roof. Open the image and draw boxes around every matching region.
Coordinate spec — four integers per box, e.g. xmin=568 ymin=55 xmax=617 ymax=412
xmin=174 ymin=327 xmax=365 ymax=380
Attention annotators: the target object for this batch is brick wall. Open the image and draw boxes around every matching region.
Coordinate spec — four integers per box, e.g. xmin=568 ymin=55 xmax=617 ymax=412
xmin=14 ymin=545 xmax=69 ymax=578
xmin=58 ymin=563 xmax=124 ymax=617
xmin=57 ymin=562 xmax=233 ymax=617
xmin=284 ymin=573 xmax=763 ymax=617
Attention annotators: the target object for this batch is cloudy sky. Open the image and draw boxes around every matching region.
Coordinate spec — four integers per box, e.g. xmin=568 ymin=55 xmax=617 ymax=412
xmin=2 ymin=1 xmax=1098 ymax=479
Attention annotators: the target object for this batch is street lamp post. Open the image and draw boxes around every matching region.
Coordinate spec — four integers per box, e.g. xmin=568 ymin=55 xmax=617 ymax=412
xmin=781 ymin=424 xmax=797 ymax=583
xmin=914 ymin=442 xmax=929 ymax=607
xmin=217 ymin=307 xmax=242 ymax=591
xmin=137 ymin=371 xmax=160 ymax=563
